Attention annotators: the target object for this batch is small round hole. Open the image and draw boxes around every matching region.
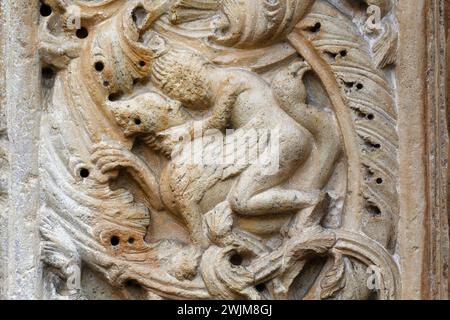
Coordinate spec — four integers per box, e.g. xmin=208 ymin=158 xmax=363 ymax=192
xmin=356 ymin=83 xmax=364 ymax=90
xmin=40 ymin=3 xmax=52 ymax=17
xmin=128 ymin=238 xmax=135 ymax=245
xmin=76 ymin=27 xmax=89 ymax=39
xmin=42 ymin=67 xmax=55 ymax=79
xmin=108 ymin=92 xmax=122 ymax=102
xmin=94 ymin=61 xmax=104 ymax=72
xmin=79 ymin=168 xmax=90 ymax=178
xmin=308 ymin=22 xmax=321 ymax=33
xmin=340 ymin=50 xmax=348 ymax=57
xmin=229 ymin=253 xmax=243 ymax=266
xmin=374 ymin=143 xmax=381 ymax=149
xmin=139 ymin=61 xmax=146 ymax=67
xmin=367 ymin=114 xmax=375 ymax=120
xmin=110 ymin=236 xmax=120 ymax=246
xmin=134 ymin=118 xmax=141 ymax=125
xmin=376 ymin=178 xmax=383 ymax=184
xmin=366 ymin=205 xmax=382 ymax=216
xmin=103 ymin=81 xmax=110 ymax=87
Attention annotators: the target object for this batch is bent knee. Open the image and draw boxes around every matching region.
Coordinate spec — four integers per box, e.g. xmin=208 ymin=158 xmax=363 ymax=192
xmin=228 ymin=192 xmax=249 ymax=214
xmin=278 ymin=129 xmax=313 ymax=165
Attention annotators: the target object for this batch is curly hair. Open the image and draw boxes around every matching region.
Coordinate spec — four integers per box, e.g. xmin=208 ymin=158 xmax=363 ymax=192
xmin=151 ymin=47 xmax=213 ymax=110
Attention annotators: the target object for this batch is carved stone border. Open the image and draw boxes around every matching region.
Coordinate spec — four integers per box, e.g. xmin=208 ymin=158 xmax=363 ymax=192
xmin=444 ymin=0 xmax=450 ymax=300
xmin=0 ymin=0 xmax=6 ymax=300
xmin=0 ymin=0 xmax=42 ymax=299
xmin=0 ymin=0 xmax=448 ymax=299
xmin=396 ymin=0 xmax=449 ymax=300
xmin=423 ymin=0 xmax=449 ymax=300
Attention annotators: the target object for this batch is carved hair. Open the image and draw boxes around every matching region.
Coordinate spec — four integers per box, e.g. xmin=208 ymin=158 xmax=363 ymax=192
xmin=151 ymin=47 xmax=213 ymax=110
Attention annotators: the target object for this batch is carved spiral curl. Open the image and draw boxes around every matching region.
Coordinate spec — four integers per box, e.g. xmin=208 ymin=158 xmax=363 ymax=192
xmin=211 ymin=0 xmax=315 ymax=48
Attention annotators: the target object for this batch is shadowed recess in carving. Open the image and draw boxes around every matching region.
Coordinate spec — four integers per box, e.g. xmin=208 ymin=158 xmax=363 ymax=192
xmin=40 ymin=2 xmax=52 ymax=17
xmin=76 ymin=27 xmax=89 ymax=39
xmin=42 ymin=66 xmax=55 ymax=79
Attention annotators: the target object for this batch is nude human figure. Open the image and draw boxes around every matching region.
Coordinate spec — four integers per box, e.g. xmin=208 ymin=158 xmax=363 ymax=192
xmin=92 ymin=39 xmax=323 ymax=249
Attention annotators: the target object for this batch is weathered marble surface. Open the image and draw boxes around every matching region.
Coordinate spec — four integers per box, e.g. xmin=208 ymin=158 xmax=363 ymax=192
xmin=0 ymin=0 xmax=448 ymax=300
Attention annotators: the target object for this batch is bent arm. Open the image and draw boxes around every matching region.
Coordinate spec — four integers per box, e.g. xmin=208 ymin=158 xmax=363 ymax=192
xmin=187 ymin=81 xmax=247 ymax=137
xmin=91 ymin=144 xmax=164 ymax=210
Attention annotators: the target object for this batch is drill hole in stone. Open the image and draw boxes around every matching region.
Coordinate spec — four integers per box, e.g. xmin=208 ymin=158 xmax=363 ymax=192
xmin=128 ymin=238 xmax=135 ymax=245
xmin=308 ymin=22 xmax=321 ymax=33
xmin=361 ymin=136 xmax=382 ymax=151
xmin=324 ymin=51 xmax=338 ymax=60
xmin=94 ymin=61 xmax=104 ymax=72
xmin=42 ymin=67 xmax=55 ymax=80
xmin=40 ymin=3 xmax=52 ymax=17
xmin=110 ymin=235 xmax=120 ymax=246
xmin=343 ymin=80 xmax=355 ymax=90
xmin=340 ymin=50 xmax=348 ymax=57
xmin=356 ymin=83 xmax=364 ymax=90
xmin=367 ymin=204 xmax=382 ymax=217
xmin=108 ymin=91 xmax=123 ymax=102
xmin=367 ymin=114 xmax=375 ymax=120
xmin=103 ymin=81 xmax=110 ymax=87
xmin=76 ymin=27 xmax=89 ymax=39
xmin=376 ymin=178 xmax=383 ymax=185
xmin=139 ymin=60 xmax=146 ymax=67
xmin=79 ymin=168 xmax=90 ymax=178
xmin=134 ymin=118 xmax=141 ymax=125
xmin=229 ymin=253 xmax=243 ymax=266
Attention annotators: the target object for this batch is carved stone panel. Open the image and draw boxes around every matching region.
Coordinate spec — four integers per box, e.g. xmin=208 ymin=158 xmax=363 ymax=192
xmin=0 ymin=0 xmax=448 ymax=300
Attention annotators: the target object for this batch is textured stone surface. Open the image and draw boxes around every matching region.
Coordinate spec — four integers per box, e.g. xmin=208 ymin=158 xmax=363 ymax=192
xmin=0 ymin=0 xmax=448 ymax=300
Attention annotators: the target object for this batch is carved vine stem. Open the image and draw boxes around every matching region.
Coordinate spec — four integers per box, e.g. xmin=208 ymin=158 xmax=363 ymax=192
xmin=287 ymin=32 xmax=363 ymax=230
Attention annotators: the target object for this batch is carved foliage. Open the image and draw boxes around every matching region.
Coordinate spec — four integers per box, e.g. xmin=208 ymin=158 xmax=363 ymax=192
xmin=38 ymin=0 xmax=400 ymax=300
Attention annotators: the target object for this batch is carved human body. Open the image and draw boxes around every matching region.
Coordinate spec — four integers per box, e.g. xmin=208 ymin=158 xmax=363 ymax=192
xmin=102 ymin=51 xmax=328 ymax=249
xmin=36 ymin=0 xmax=402 ymax=300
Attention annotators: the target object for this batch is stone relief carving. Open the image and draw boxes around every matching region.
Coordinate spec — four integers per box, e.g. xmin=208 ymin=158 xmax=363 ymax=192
xmin=37 ymin=0 xmax=402 ymax=300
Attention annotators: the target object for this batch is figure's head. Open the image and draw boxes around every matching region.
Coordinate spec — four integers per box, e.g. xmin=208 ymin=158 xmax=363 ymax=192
xmin=151 ymin=47 xmax=213 ymax=110
xmin=110 ymin=91 xmax=189 ymax=137
xmin=272 ymin=61 xmax=311 ymax=106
